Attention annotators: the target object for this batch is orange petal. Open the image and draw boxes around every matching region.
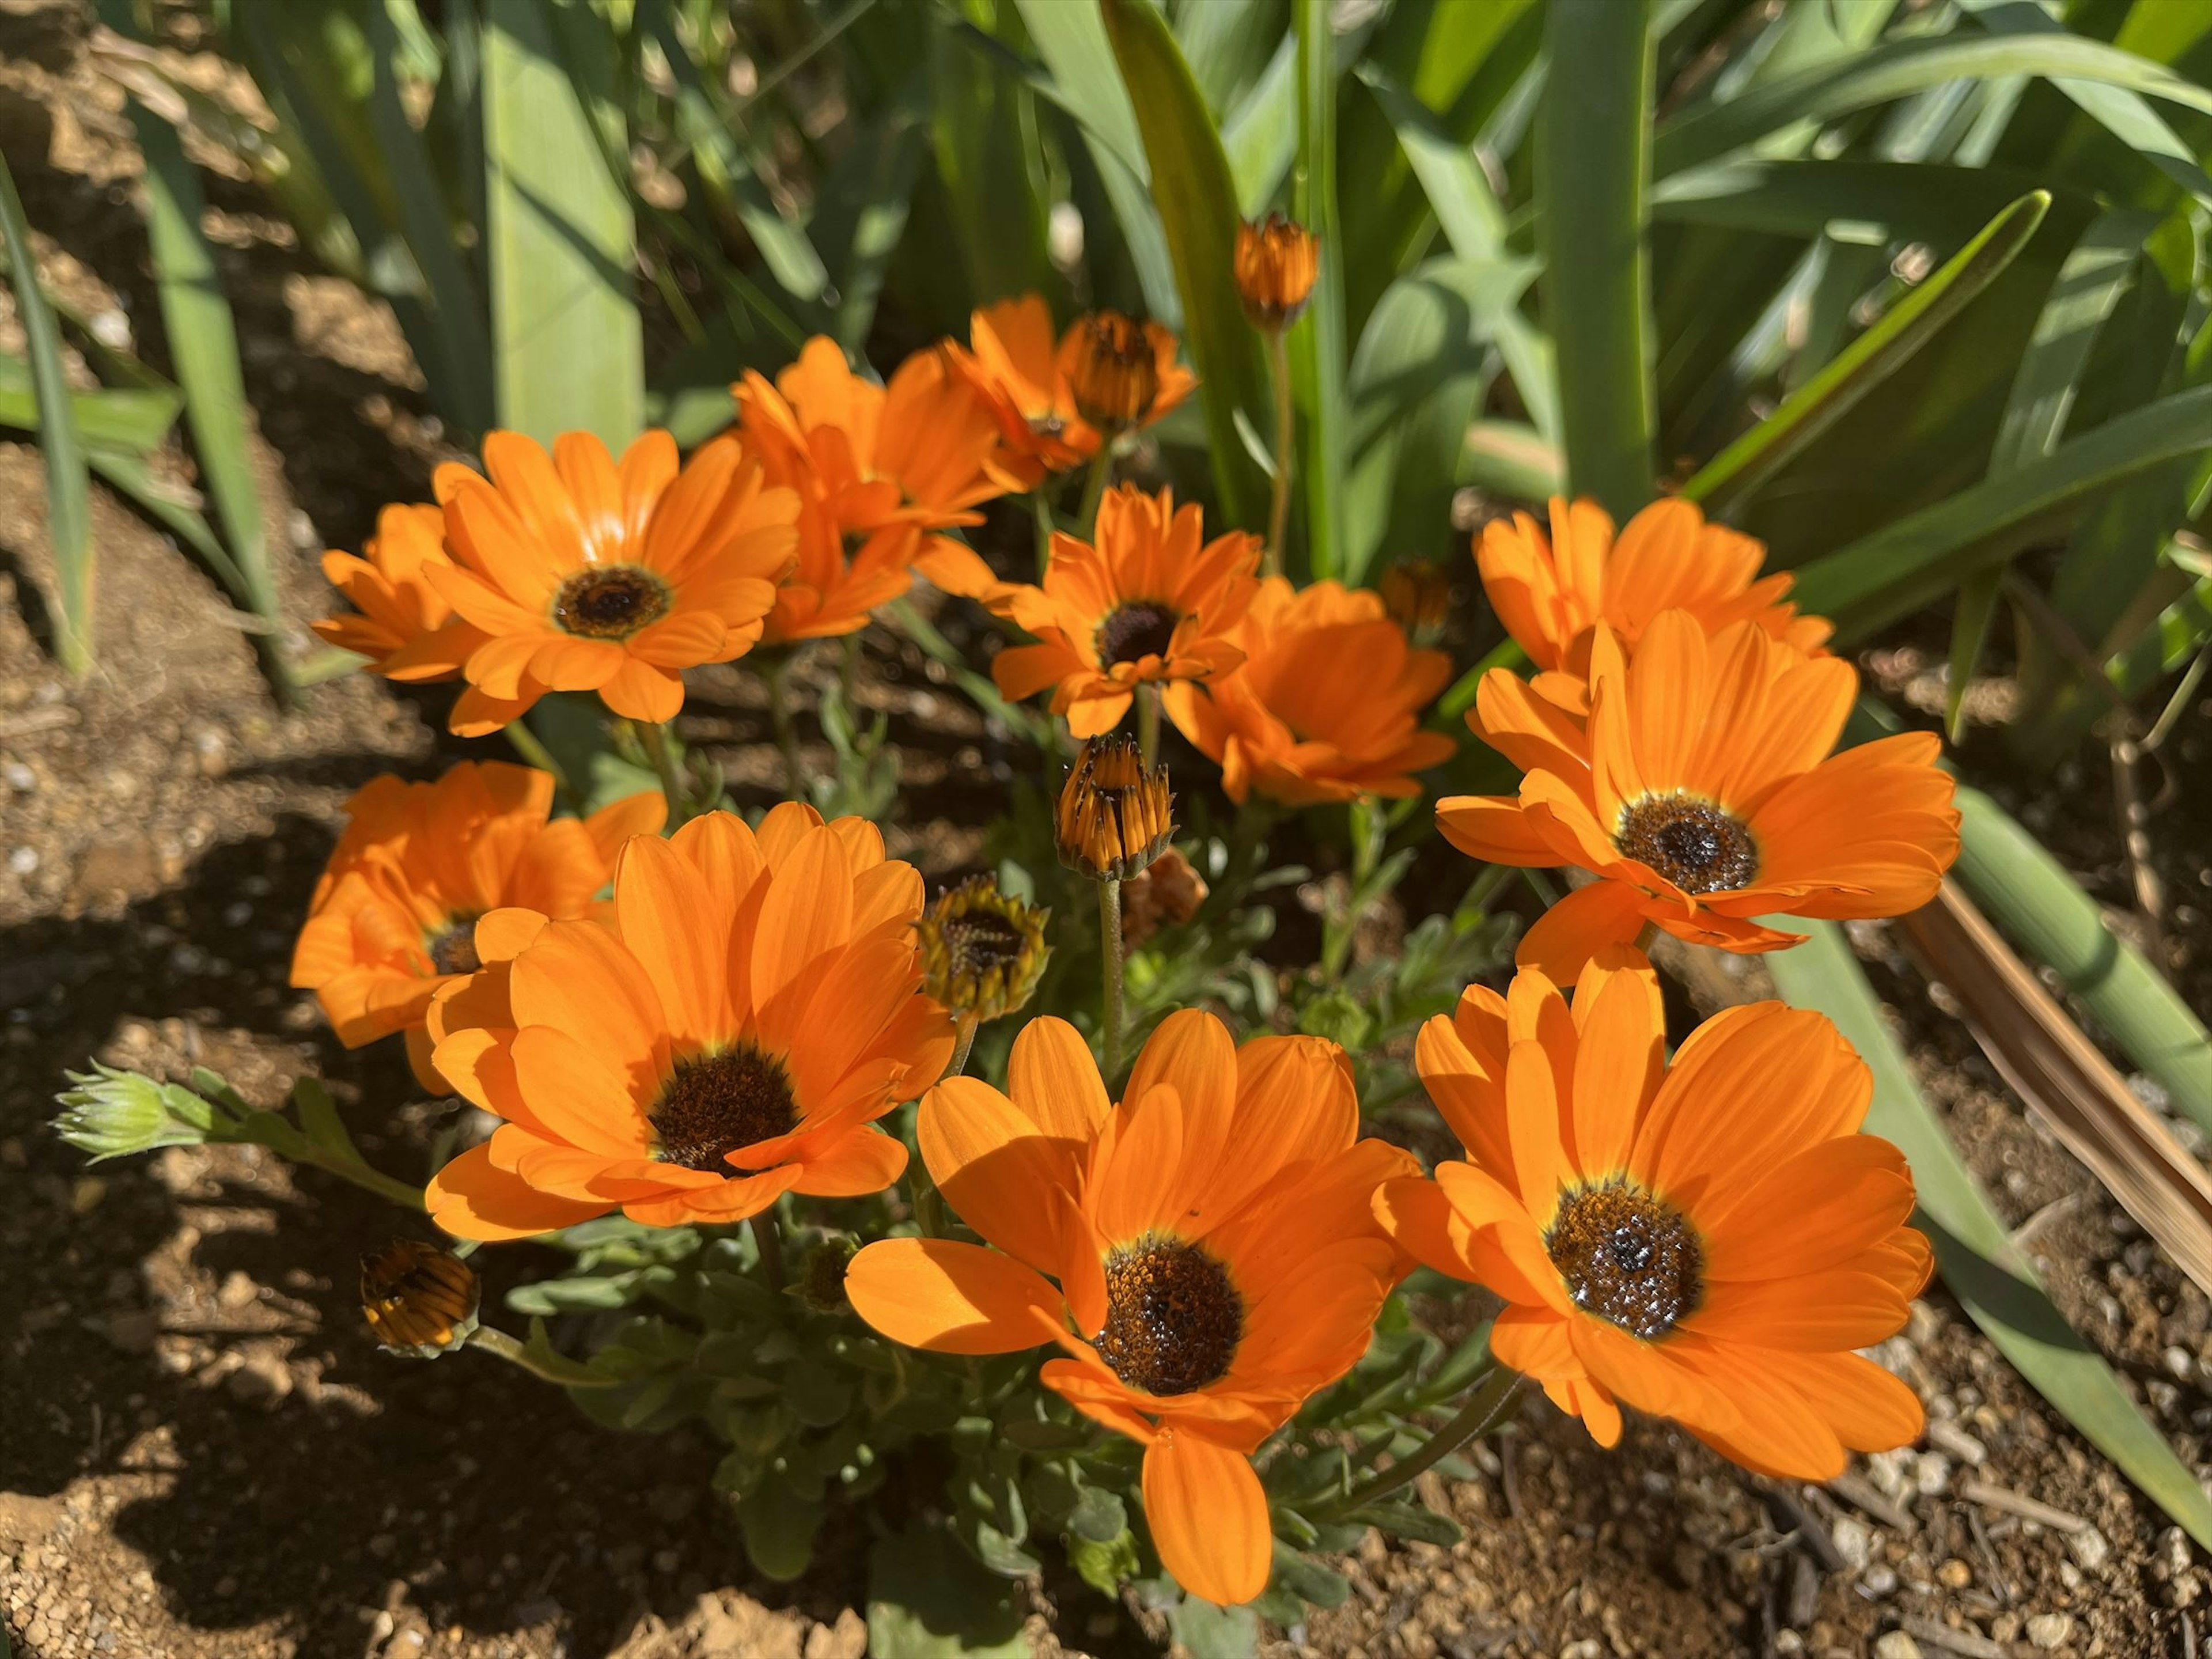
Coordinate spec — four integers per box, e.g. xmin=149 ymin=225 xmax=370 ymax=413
xmin=1514 ymin=880 xmax=1650 ymax=982
xmin=1087 ymin=1083 xmax=1185 ymax=1245
xmin=785 ymin=1124 xmax=908 ymax=1196
xmin=426 ymin=1141 xmax=609 ymax=1241
xmin=615 ymin=834 xmax=728 ymax=1051
xmin=844 ymin=1237 xmax=1062 ymax=1355
xmin=1141 ymin=1429 xmax=1271 ymax=1607
xmin=920 ymin=1076 xmax=1085 ymax=1271
xmin=1005 ymin=1016 xmax=1111 ymax=1139
xmin=1567 ymin=955 xmax=1664 ymax=1180
xmin=1700 ymin=1135 xmax=1915 ymax=1281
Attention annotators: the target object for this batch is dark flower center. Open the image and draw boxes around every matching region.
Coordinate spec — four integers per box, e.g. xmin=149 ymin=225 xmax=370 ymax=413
xmin=941 ymin=910 xmax=1027 ymax=975
xmin=552 ymin=565 xmax=671 ymax=640
xmin=425 ymin=915 xmax=483 ymax=976
xmin=1544 ymin=1181 xmax=1703 ymax=1342
xmin=650 ymin=1045 xmax=797 ymax=1174
xmin=1096 ymin=603 xmax=1180 ymax=668
xmin=1094 ymin=1237 xmax=1242 ymax=1396
xmin=1615 ymin=793 xmax=1758 ymax=895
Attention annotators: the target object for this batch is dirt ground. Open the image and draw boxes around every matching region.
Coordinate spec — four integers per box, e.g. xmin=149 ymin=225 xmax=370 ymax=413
xmin=6 ymin=3 xmax=2212 ymax=1657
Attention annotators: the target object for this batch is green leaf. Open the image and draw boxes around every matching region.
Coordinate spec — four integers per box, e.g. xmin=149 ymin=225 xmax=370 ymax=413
xmin=1680 ymin=191 xmax=2050 ymax=511
xmin=0 ymin=149 xmax=93 ymax=673
xmin=737 ymin=1478 xmax=824 ymax=1583
xmin=866 ymin=1524 xmax=1028 ymax=1658
xmin=1944 ymin=570 xmax=2002 ymax=745
xmin=1652 ymin=158 xmax=2069 ymax=244
xmin=0 ymin=358 xmax=179 ymax=454
xmin=1793 ymin=385 xmax=2212 ymax=641
xmin=1460 ymin=418 xmax=1563 ymax=504
xmin=1102 ymin=0 xmax=1271 ymax=530
xmin=481 ymin=0 xmax=644 ymax=446
xmin=1953 ymin=785 xmax=2212 ymax=1134
xmin=1537 ymin=0 xmax=1656 ymax=520
xmin=82 ymin=449 xmax=244 ymax=603
xmin=1222 ymin=33 xmax=1297 ymax=217
xmin=1165 ymin=1594 xmax=1259 ymax=1659
xmin=812 ymin=73 xmax=931 ymax=351
xmin=1289 ymin=0 xmax=1349 ymax=579
xmin=1343 ymin=1498 xmax=1463 ymax=1548
xmin=1767 ymin=922 xmax=2212 ymax=1551
xmin=1354 ymin=63 xmax=1508 ymax=261
xmin=930 ymin=15 xmax=1055 ymax=310
xmin=1654 ymin=32 xmax=2212 ymax=181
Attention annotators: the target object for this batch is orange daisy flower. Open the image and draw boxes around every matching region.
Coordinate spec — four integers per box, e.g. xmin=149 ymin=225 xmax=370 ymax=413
xmin=845 ymin=1012 xmax=1414 ymax=1607
xmin=313 ymin=503 xmax=533 ymax=733
xmin=760 ymin=503 xmax=933 ymax=645
xmin=426 ymin=430 xmax=798 ymax=733
xmin=956 ymin=296 xmax=1197 ymax=473
xmin=1437 ymin=612 xmax=1959 ymax=979
xmin=424 ymin=805 xmax=955 ymax=1241
xmin=1478 ymin=497 xmax=1830 ymax=687
xmin=291 ymin=761 xmax=662 ymax=1088
xmin=987 ymin=485 xmax=1261 ymax=738
xmin=1377 ymin=955 xmax=1930 ymax=1479
xmin=1162 ymin=578 xmax=1456 ymax=806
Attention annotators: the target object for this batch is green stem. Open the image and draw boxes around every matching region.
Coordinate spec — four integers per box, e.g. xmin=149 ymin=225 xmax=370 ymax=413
xmin=1098 ymin=877 xmax=1125 ymax=1084
xmin=752 ymin=1211 xmax=786 ymax=1294
xmin=1265 ymin=327 xmax=1294 ymax=578
xmin=641 ymin=719 xmax=690 ymax=827
xmin=300 ymin=1147 xmax=426 ymax=1211
xmin=841 ymin=630 xmax=863 ymax=713
xmin=501 ymin=714 xmax=566 ymax=790
xmin=1321 ymin=1365 xmax=1520 ymax=1517
xmin=768 ymin=652 xmax=803 ymax=804
xmin=1137 ymin=683 xmax=1161 ymax=768
xmin=467 ymin=1324 xmax=619 ymax=1388
xmin=1077 ymin=445 xmax=1115 ymax=536
xmin=1031 ymin=488 xmax=1056 ymax=578
xmin=949 ymin=1016 xmax=980 ymax=1080
xmin=1633 ymin=919 xmax=1660 ymax=955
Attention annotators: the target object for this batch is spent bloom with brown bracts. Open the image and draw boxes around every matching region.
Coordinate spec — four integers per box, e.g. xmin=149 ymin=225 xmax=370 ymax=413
xmin=1064 ymin=309 xmax=1178 ymax=435
xmin=361 ymin=1238 xmax=481 ymax=1358
xmin=1120 ymin=846 xmax=1208 ymax=949
xmin=1377 ymin=955 xmax=1929 ymax=1478
xmin=1378 ymin=559 xmax=1453 ymax=643
xmin=1057 ymin=734 xmax=1175 ymax=883
xmin=1438 ymin=613 xmax=1959 ymax=980
xmin=1234 ymin=213 xmax=1320 ymax=331
xmin=845 ymin=1012 xmax=1416 ymax=1605
xmin=954 ymin=296 xmax=1197 ymax=473
xmin=915 ymin=875 xmax=1050 ymax=1026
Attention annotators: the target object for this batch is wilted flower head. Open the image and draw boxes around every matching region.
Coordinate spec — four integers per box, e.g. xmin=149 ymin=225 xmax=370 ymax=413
xmin=955 ymin=296 xmax=1196 ymax=472
xmin=1378 ymin=560 xmax=1453 ymax=642
xmin=916 ymin=876 xmax=1050 ymax=1025
xmin=1121 ymin=846 xmax=1209 ymax=949
xmin=1234 ymin=213 xmax=1320 ymax=331
xmin=1057 ymin=734 xmax=1174 ymax=882
xmin=361 ymin=1238 xmax=481 ymax=1358
xmin=1066 ymin=310 xmax=1166 ymax=434
xmin=53 ymin=1063 xmax=221 ymax=1161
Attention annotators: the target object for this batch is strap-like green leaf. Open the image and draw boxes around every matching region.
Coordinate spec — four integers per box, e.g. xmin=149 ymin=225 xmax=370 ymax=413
xmin=1290 ymin=0 xmax=1349 ymax=579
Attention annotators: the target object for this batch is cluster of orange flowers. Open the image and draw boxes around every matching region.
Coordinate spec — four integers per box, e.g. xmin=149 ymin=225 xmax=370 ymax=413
xmin=297 ymin=237 xmax=1961 ymax=1607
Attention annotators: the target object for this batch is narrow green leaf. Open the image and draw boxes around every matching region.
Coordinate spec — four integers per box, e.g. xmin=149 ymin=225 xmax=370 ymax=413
xmin=929 ymin=17 xmax=1055 ymax=310
xmin=1354 ymin=63 xmax=1508 ymax=262
xmin=1680 ymin=192 xmax=2049 ymax=511
xmin=1290 ymin=0 xmax=1349 ymax=579
xmin=1461 ymin=418 xmax=1563 ymax=503
xmin=1652 ymin=158 xmax=2067 ymax=245
xmin=481 ymin=0 xmax=644 ymax=446
xmin=1767 ymin=922 xmax=2212 ymax=1551
xmin=0 ymin=358 xmax=179 ymax=453
xmin=1944 ymin=570 xmax=2001 ymax=744
xmin=812 ymin=74 xmax=930 ymax=351
xmin=1793 ymin=386 xmax=2212 ymax=641
xmin=1537 ymin=0 xmax=1656 ymax=520
xmin=1222 ymin=33 xmax=1297 ymax=218
xmin=1654 ymin=32 xmax=2212 ymax=181
xmin=0 ymin=149 xmax=93 ymax=673
xmin=1953 ymin=786 xmax=2212 ymax=1133
xmin=85 ymin=448 xmax=246 ymax=602
xmin=1101 ymin=0 xmax=1271 ymax=529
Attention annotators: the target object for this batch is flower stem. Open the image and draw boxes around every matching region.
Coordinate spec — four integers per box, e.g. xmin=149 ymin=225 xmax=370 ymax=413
xmin=752 ymin=1211 xmax=786 ymax=1295
xmin=1077 ymin=445 xmax=1115 ymax=536
xmin=1322 ymin=1364 xmax=1521 ymax=1518
xmin=467 ymin=1324 xmax=619 ymax=1388
xmin=1633 ymin=919 xmax=1660 ymax=955
xmin=300 ymin=1146 xmax=427 ymax=1211
xmin=1265 ymin=327 xmax=1294 ymax=578
xmin=501 ymin=716 xmax=569 ymax=796
xmin=1031 ymin=489 xmax=1055 ymax=578
xmin=1137 ymin=683 xmax=1161 ymax=769
xmin=1097 ymin=876 xmax=1125 ymax=1084
xmin=841 ymin=630 xmax=863 ymax=713
xmin=641 ymin=719 xmax=690 ymax=827
xmin=767 ymin=652 xmax=803 ymax=804
xmin=949 ymin=1015 xmax=979 ymax=1080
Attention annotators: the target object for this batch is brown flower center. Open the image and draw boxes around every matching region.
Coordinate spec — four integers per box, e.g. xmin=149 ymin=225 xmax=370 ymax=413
xmin=1615 ymin=793 xmax=1758 ymax=895
xmin=1544 ymin=1181 xmax=1702 ymax=1342
xmin=552 ymin=564 xmax=671 ymax=640
xmin=425 ymin=915 xmax=483 ymax=976
xmin=1096 ymin=603 xmax=1180 ymax=668
xmin=941 ymin=910 xmax=1027 ymax=976
xmin=1093 ymin=1237 xmax=1242 ymax=1396
xmin=650 ymin=1045 xmax=796 ymax=1173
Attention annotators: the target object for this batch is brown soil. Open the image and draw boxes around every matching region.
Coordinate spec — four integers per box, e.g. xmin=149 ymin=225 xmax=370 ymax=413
xmin=6 ymin=5 xmax=2212 ymax=1657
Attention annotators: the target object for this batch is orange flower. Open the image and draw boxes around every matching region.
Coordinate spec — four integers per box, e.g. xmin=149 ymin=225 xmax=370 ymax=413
xmin=845 ymin=1012 xmax=1415 ymax=1605
xmin=1478 ymin=498 xmax=1830 ymax=687
xmin=987 ymin=485 xmax=1260 ymax=737
xmin=956 ymin=296 xmax=1197 ymax=472
xmin=1162 ymin=578 xmax=1455 ymax=806
xmin=423 ymin=805 xmax=955 ymax=1240
xmin=763 ymin=505 xmax=933 ymax=644
xmin=313 ymin=503 xmax=533 ymax=734
xmin=426 ymin=430 xmax=798 ymax=733
xmin=1437 ymin=613 xmax=1959 ymax=979
xmin=1234 ymin=214 xmax=1320 ymax=331
xmin=1377 ymin=955 xmax=1929 ymax=1479
xmin=291 ymin=762 xmax=663 ymax=1088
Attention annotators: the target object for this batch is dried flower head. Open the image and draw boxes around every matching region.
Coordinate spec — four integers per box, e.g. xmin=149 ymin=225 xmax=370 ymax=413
xmin=953 ymin=296 xmax=1196 ymax=474
xmin=1066 ymin=310 xmax=1164 ymax=434
xmin=1234 ymin=213 xmax=1320 ymax=330
xmin=1378 ymin=560 xmax=1452 ymax=642
xmin=796 ymin=1235 xmax=859 ymax=1314
xmin=1057 ymin=734 xmax=1174 ymax=882
xmin=916 ymin=876 xmax=1051 ymax=1025
xmin=1121 ymin=847 xmax=1208 ymax=949
xmin=361 ymin=1238 xmax=480 ymax=1358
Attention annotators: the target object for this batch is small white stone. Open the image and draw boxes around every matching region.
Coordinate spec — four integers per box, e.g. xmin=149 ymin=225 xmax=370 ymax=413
xmin=1914 ymin=1450 xmax=1952 ymax=1496
xmin=2 ymin=760 xmax=33 ymax=791
xmin=2166 ymin=1346 xmax=2198 ymax=1384
xmin=1832 ymin=1516 xmax=1873 ymax=1573
xmin=2067 ymin=1527 xmax=2111 ymax=1573
xmin=2025 ymin=1613 xmax=2074 ymax=1650
xmin=7 ymin=846 xmax=37 ymax=875
xmin=88 ymin=309 xmax=132 ymax=349
xmin=1873 ymin=1634 xmax=1921 ymax=1659
xmin=1861 ymin=1565 xmax=1899 ymax=1597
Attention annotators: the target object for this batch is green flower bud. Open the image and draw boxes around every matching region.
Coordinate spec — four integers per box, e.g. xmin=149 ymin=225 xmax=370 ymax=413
xmin=52 ymin=1063 xmax=224 ymax=1162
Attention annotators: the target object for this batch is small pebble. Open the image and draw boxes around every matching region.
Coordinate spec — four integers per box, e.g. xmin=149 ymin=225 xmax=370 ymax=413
xmin=1832 ymin=1516 xmax=1872 ymax=1573
xmin=1936 ymin=1557 xmax=1971 ymax=1589
xmin=2067 ymin=1526 xmax=2109 ymax=1572
xmin=2165 ymin=1346 xmax=2198 ymax=1384
xmin=2 ymin=760 xmax=33 ymax=791
xmin=89 ymin=308 xmax=132 ymax=349
xmin=8 ymin=846 xmax=37 ymax=875
xmin=1872 ymin=1634 xmax=1921 ymax=1659
xmin=2025 ymin=1612 xmax=2074 ymax=1650
xmin=1862 ymin=1565 xmax=1899 ymax=1597
xmin=1913 ymin=1450 xmax=1952 ymax=1496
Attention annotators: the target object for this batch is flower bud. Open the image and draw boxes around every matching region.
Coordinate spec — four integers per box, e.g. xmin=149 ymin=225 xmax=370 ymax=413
xmin=917 ymin=876 xmax=1051 ymax=1025
xmin=52 ymin=1063 xmax=221 ymax=1162
xmin=796 ymin=1236 xmax=858 ymax=1314
xmin=1067 ymin=310 xmax=1162 ymax=434
xmin=1235 ymin=213 xmax=1320 ymax=331
xmin=361 ymin=1238 xmax=480 ymax=1358
xmin=1056 ymin=734 xmax=1174 ymax=882
xmin=1379 ymin=560 xmax=1452 ymax=642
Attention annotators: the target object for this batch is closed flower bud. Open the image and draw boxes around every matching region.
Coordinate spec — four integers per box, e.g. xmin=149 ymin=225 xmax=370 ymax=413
xmin=1067 ymin=311 xmax=1163 ymax=434
xmin=52 ymin=1063 xmax=221 ymax=1162
xmin=361 ymin=1238 xmax=480 ymax=1358
xmin=1057 ymin=734 xmax=1174 ymax=882
xmin=1121 ymin=846 xmax=1209 ymax=949
xmin=1235 ymin=213 xmax=1320 ymax=331
xmin=1379 ymin=560 xmax=1452 ymax=642
xmin=916 ymin=876 xmax=1051 ymax=1025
